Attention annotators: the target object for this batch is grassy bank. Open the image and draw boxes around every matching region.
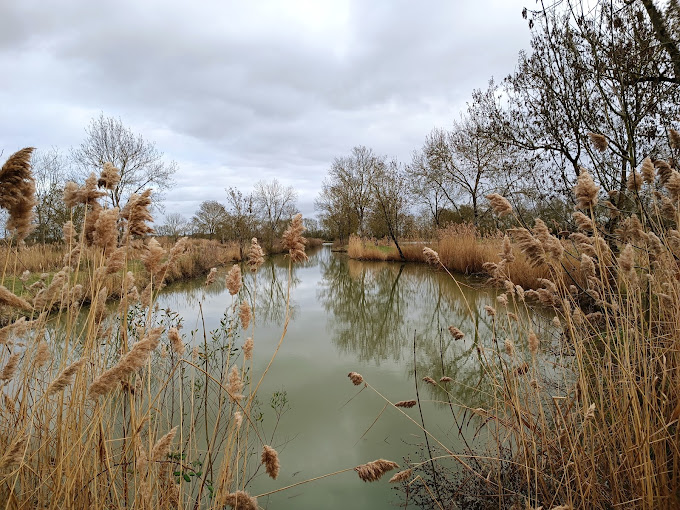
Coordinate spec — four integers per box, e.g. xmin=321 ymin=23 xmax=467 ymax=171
xmin=347 ymin=223 xmax=554 ymax=289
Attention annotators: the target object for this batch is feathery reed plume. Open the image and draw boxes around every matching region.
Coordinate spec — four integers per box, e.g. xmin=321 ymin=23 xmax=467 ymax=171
xmin=168 ymin=327 xmax=185 ymax=355
xmin=46 ymin=358 xmax=86 ymax=395
xmin=588 ymin=132 xmax=608 ymax=152
xmin=656 ymin=159 xmax=673 ymax=186
xmin=348 ymin=371 xmax=364 ymax=385
xmin=227 ymin=365 xmax=244 ymax=402
xmin=0 ymin=286 xmax=32 ymax=310
xmin=83 ymin=202 xmax=102 ymax=245
xmin=627 ymin=170 xmax=642 ymax=192
xmin=448 ymin=326 xmax=464 ymax=340
xmin=247 ymin=238 xmax=265 ymax=272
xmin=93 ymin=207 xmax=119 ymax=253
xmin=440 ymin=376 xmax=452 ymax=383
xmin=224 ymin=491 xmax=258 ymax=510
xmin=572 ymin=211 xmax=594 ymax=232
xmin=584 ymin=403 xmax=596 ymax=422
xmin=671 ymin=129 xmax=680 ymax=149
xmin=226 ymin=264 xmax=242 ymax=295
xmin=120 ymin=189 xmax=154 ymax=238
xmin=484 ymin=305 xmax=496 ymax=316
xmin=261 ymin=445 xmax=280 ymax=479
xmin=394 ymin=400 xmax=417 ymax=408
xmin=486 ymin=193 xmax=513 ymax=216
xmin=528 ymin=331 xmax=539 ymax=356
xmin=205 ymin=267 xmax=217 ymax=286
xmin=0 ymin=353 xmax=20 ymax=382
xmin=35 ymin=341 xmax=50 ymax=368
xmin=497 ymin=294 xmax=508 ymax=306
xmin=89 ymin=327 xmax=163 ymax=398
xmin=422 ymin=376 xmax=436 ymax=385
xmin=574 ymin=170 xmax=599 ymax=209
xmin=389 ymin=469 xmax=413 ymax=483
xmin=282 ymin=213 xmax=308 ymax=263
xmin=422 ymin=247 xmax=440 ymax=265
xmin=239 ymin=301 xmax=251 ymax=330
xmin=641 ymin=157 xmax=655 ymax=184
xmin=98 ymin=162 xmax=121 ymax=190
xmin=618 ymin=244 xmax=635 ymax=274
xmin=152 ymin=426 xmax=178 ymax=461
xmin=242 ymin=337 xmax=254 ymax=361
xmin=0 ymin=147 xmax=36 ymax=241
xmin=509 ymin=227 xmax=546 ymax=267
xmin=355 ymin=459 xmax=399 ymax=482
xmin=0 ymin=435 xmax=27 ymax=468
xmin=63 ymin=221 xmax=76 ymax=246
xmin=580 ymin=254 xmax=596 ymax=280
xmin=505 ymin=339 xmax=515 ymax=356
xmin=234 ymin=410 xmax=243 ymax=428
xmin=140 ymin=283 xmax=152 ymax=308
xmin=106 ymin=246 xmax=126 ymax=274
xmin=666 ymin=171 xmax=680 ymax=201
xmin=500 ymin=235 xmax=515 ymax=262
xmin=142 ymin=238 xmax=166 ymax=276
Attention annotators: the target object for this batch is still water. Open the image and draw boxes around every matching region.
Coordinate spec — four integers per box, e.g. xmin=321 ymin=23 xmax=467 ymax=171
xmin=156 ymin=245 xmax=515 ymax=509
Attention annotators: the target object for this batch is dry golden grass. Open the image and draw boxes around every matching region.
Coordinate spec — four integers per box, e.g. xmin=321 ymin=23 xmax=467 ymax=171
xmin=348 ymin=224 xmax=553 ymax=289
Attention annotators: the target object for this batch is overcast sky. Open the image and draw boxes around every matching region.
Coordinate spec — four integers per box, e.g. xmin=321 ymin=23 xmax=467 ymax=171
xmin=1 ymin=0 xmax=531 ymax=223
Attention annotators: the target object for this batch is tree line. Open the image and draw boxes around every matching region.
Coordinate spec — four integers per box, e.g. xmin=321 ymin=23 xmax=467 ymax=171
xmin=315 ymin=0 xmax=680 ymax=248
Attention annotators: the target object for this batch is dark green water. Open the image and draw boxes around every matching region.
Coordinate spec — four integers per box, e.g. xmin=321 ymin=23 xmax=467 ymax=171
xmin=156 ymin=245 xmax=516 ymax=509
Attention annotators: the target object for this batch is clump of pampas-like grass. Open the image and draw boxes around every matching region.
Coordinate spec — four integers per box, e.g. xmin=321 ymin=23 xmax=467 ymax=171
xmin=0 ymin=148 xmax=36 ymax=242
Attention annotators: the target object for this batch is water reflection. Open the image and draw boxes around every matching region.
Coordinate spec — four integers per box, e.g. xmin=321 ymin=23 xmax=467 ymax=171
xmin=318 ymin=253 xmax=504 ymax=406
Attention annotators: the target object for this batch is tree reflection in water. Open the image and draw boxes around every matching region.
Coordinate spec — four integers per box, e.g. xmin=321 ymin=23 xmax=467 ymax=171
xmin=318 ymin=253 xmax=509 ymax=408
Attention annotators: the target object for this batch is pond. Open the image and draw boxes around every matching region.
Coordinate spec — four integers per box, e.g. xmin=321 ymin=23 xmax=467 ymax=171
xmin=155 ymin=245 xmax=535 ymax=509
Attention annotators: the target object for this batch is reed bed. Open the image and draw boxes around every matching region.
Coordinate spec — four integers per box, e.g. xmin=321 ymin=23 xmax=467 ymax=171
xmin=345 ymin=153 xmax=680 ymax=508
xmin=0 ymin=150 xmax=401 ymax=509
xmin=347 ymin=223 xmax=553 ymax=289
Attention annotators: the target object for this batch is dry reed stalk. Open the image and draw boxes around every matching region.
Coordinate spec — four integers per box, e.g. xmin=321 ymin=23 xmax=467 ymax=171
xmin=168 ymin=327 xmax=185 ymax=355
xmin=486 ymin=193 xmax=513 ymax=216
xmin=389 ymin=469 xmax=413 ymax=483
xmin=0 ymin=353 xmax=20 ymax=382
xmin=239 ymin=301 xmax=251 ymax=330
xmin=0 ymin=286 xmax=32 ymax=310
xmin=282 ymin=213 xmax=308 ymax=263
xmin=98 ymin=162 xmax=120 ymax=190
xmin=227 ymin=365 xmax=244 ymax=402
xmin=151 ymin=426 xmax=178 ymax=461
xmin=120 ymin=189 xmax=154 ymax=238
xmin=205 ymin=267 xmax=217 ymax=286
xmin=423 ymin=247 xmax=441 ymax=265
xmin=355 ymin=459 xmax=399 ymax=482
xmin=0 ymin=435 xmax=27 ymax=468
xmin=261 ymin=445 xmax=280 ymax=479
xmin=247 ymin=238 xmax=265 ymax=272
xmin=574 ymin=170 xmax=599 ymax=209
xmin=0 ymin=147 xmax=36 ymax=241
xmin=448 ymin=326 xmax=464 ymax=340
xmin=588 ymin=132 xmax=608 ymax=152
xmin=243 ymin=337 xmax=253 ymax=361
xmin=226 ymin=264 xmax=242 ymax=295
xmin=224 ymin=491 xmax=258 ymax=510
xmin=348 ymin=371 xmax=364 ymax=385
xmin=46 ymin=358 xmax=86 ymax=395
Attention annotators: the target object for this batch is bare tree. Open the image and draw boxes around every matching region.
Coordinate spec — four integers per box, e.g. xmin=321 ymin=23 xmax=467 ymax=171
xmin=370 ymin=159 xmax=410 ymax=261
xmin=30 ymin=148 xmax=78 ymax=244
xmin=253 ymin=179 xmax=297 ymax=250
xmin=157 ymin=212 xmax=188 ymax=239
xmin=192 ymin=200 xmax=227 ymax=240
xmin=225 ymin=187 xmax=257 ymax=258
xmin=71 ymin=113 xmax=177 ymax=209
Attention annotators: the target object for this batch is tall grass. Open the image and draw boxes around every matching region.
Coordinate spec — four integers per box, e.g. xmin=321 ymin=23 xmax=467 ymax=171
xmin=0 ymin=157 xmax=298 ymax=508
xmin=348 ymin=223 xmax=553 ymax=289
xmin=346 ymin=160 xmax=680 ymax=508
